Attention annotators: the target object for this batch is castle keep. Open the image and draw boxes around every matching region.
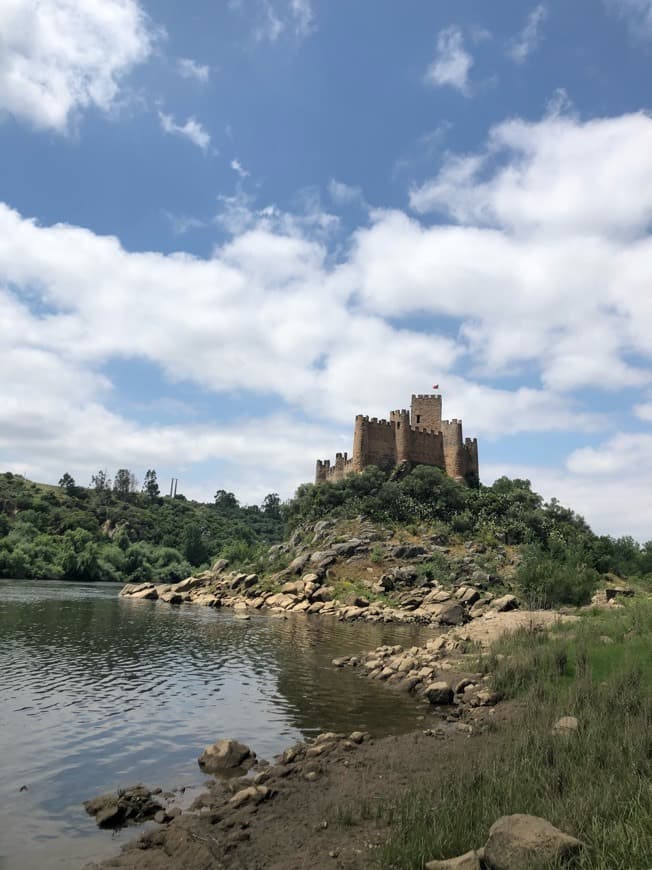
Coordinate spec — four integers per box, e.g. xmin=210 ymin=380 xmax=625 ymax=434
xmin=315 ymin=394 xmax=479 ymax=485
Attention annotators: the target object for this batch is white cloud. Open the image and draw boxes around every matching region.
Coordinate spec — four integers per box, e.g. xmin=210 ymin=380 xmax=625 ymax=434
xmin=289 ymin=0 xmax=314 ymax=36
xmin=409 ymin=112 xmax=652 ymax=237
xmin=0 ymin=0 xmax=155 ymax=132
xmin=604 ymin=0 xmax=652 ymax=37
xmin=3 ymin=109 xmax=652 ymax=527
xmin=230 ymin=158 xmax=250 ymax=178
xmin=507 ymin=4 xmax=548 ymax=63
xmin=425 ymin=26 xmax=473 ymax=95
xmin=251 ymin=0 xmax=314 ymax=41
xmin=177 ymin=58 xmax=210 ymax=82
xmin=158 ymin=111 xmax=211 ymax=151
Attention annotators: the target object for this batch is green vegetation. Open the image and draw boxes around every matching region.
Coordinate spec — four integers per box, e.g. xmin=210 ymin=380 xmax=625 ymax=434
xmin=0 ymin=471 xmax=284 ymax=583
xmin=338 ymin=602 xmax=652 ymax=869
xmin=287 ymin=466 xmax=652 ymax=598
xmin=2 ymin=463 xmax=651 ymax=593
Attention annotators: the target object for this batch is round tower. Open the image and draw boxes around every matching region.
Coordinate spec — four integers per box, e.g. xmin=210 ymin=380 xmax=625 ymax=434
xmin=389 ymin=409 xmax=411 ymax=464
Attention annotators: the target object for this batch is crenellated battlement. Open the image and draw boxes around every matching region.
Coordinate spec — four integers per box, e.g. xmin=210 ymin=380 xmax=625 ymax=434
xmin=316 ymin=393 xmax=479 ymax=485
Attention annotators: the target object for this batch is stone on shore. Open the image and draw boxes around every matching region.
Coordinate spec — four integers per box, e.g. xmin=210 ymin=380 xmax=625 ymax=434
xmin=198 ymin=739 xmax=256 ymax=774
xmin=120 ymin=583 xmax=158 ymax=600
xmin=84 ymin=784 xmax=162 ymax=829
xmin=483 ymin=814 xmax=585 ymax=869
xmin=426 ymin=681 xmax=454 ymax=705
xmin=425 ymin=849 xmax=483 ymax=869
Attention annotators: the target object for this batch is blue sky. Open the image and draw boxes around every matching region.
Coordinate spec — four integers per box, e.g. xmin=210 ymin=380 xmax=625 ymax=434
xmin=2 ymin=0 xmax=652 ymax=538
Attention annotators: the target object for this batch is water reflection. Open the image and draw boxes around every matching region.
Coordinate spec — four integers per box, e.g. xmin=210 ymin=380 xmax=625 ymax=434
xmin=0 ymin=580 xmax=433 ymax=869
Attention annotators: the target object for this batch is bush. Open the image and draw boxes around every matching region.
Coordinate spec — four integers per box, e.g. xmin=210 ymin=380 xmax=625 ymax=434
xmin=517 ymin=543 xmax=599 ymax=608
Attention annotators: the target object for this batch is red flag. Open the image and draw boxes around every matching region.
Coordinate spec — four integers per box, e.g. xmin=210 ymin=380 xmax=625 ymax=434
xmin=432 ymin=384 xmax=439 ymax=390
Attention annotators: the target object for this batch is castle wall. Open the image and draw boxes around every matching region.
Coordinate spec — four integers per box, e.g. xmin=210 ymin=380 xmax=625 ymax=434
xmin=411 ymin=394 xmax=442 ymax=430
xmin=409 ymin=427 xmax=445 ymax=467
xmin=315 ymin=451 xmax=354 ymax=483
xmin=364 ymin=418 xmax=398 ymax=470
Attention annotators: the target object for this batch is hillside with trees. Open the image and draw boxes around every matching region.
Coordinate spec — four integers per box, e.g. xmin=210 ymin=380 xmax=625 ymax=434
xmin=1 ymin=465 xmax=650 ymax=591
xmin=0 ymin=470 xmax=283 ymax=584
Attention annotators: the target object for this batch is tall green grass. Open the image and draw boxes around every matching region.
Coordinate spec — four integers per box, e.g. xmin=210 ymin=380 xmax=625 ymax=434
xmin=357 ymin=601 xmax=652 ymax=868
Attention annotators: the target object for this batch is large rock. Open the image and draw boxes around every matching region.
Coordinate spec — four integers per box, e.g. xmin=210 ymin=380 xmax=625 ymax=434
xmin=84 ymin=784 xmax=162 ymax=829
xmin=175 ymin=576 xmax=206 ymax=593
xmin=484 ymin=814 xmax=585 ymax=869
xmin=552 ymin=716 xmax=579 ymax=736
xmin=435 ymin=601 xmax=465 ymax=626
xmin=120 ymin=583 xmax=158 ymax=600
xmin=426 ymin=681 xmax=454 ymax=705
xmin=491 ymin=594 xmax=518 ymax=612
xmin=425 ymin=850 xmax=483 ymax=870
xmin=197 ymin=739 xmax=256 ymax=774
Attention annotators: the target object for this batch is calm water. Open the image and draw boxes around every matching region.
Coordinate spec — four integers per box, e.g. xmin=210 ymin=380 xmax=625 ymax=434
xmin=0 ymin=580 xmax=434 ymax=869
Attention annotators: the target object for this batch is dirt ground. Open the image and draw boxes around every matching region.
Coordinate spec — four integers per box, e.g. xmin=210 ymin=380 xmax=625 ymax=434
xmin=87 ymin=702 xmax=514 ymax=870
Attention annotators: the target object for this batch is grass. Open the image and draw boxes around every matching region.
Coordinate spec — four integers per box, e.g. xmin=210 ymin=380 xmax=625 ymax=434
xmin=337 ymin=600 xmax=652 ymax=869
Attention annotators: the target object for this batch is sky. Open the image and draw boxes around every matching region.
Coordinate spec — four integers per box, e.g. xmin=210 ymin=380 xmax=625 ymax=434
xmin=1 ymin=0 xmax=652 ymax=539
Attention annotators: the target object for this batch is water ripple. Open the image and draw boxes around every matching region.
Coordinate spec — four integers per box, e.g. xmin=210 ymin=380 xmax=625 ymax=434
xmin=0 ymin=579 xmax=435 ymax=869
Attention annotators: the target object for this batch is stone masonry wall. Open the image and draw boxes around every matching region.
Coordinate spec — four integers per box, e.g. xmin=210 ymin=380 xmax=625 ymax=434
xmin=315 ymin=394 xmax=478 ymax=485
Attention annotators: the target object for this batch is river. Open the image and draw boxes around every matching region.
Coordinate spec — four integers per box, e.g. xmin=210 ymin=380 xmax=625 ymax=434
xmin=0 ymin=580 xmax=434 ymax=869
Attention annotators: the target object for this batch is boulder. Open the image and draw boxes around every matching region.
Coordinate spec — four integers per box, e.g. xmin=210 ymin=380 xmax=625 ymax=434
xmin=435 ymin=602 xmax=465 ymax=626
xmin=426 ymin=681 xmax=454 ymax=706
xmin=197 ymin=739 xmax=255 ymax=774
xmin=159 ymin=590 xmax=184 ymax=604
xmin=483 ymin=814 xmax=585 ymax=869
xmin=552 ymin=716 xmax=579 ymax=736
xmin=425 ymin=850 xmax=483 ymax=869
xmin=121 ymin=583 xmax=157 ymax=600
xmin=175 ymin=576 xmax=206 ymax=594
xmin=211 ymin=558 xmax=229 ymax=574
xmin=84 ymin=784 xmax=162 ymax=829
xmin=491 ymin=594 xmax=518 ymax=612
xmin=309 ymin=550 xmax=337 ymax=564
xmin=288 ymin=554 xmax=310 ymax=573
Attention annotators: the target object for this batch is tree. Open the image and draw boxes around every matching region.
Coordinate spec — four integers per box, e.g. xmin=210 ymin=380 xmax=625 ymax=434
xmin=142 ymin=469 xmax=160 ymax=500
xmin=90 ymin=470 xmax=109 ymax=491
xmin=262 ymin=492 xmax=281 ymax=516
xmin=58 ymin=473 xmax=76 ymax=492
xmin=214 ymin=490 xmax=238 ymax=511
xmin=114 ymin=469 xmax=137 ymax=497
xmin=183 ymin=522 xmax=209 ymax=566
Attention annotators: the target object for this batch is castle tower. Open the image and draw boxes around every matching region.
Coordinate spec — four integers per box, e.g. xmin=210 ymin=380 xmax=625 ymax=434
xmin=389 ymin=409 xmax=411 ymax=464
xmin=411 ymin=394 xmax=442 ymax=430
xmin=351 ymin=415 xmax=369 ymax=472
xmin=441 ymin=419 xmax=465 ymax=480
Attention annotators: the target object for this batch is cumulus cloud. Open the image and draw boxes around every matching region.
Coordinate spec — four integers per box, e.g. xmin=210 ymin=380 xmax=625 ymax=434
xmin=158 ymin=111 xmax=211 ymax=151
xmin=507 ymin=4 xmax=548 ymax=63
xmin=425 ymin=26 xmax=474 ymax=95
xmin=0 ymin=0 xmax=155 ymax=132
xmin=177 ymin=58 xmax=210 ymax=82
xmin=2 ymin=108 xmax=652 ymax=525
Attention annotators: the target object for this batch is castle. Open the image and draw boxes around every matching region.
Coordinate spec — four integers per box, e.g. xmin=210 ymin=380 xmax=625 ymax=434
xmin=315 ymin=393 xmax=479 ymax=485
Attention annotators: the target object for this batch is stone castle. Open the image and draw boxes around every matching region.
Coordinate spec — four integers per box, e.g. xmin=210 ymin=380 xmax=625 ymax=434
xmin=315 ymin=393 xmax=479 ymax=485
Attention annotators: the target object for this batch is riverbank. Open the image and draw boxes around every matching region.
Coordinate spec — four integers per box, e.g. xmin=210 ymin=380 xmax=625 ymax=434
xmin=88 ymin=597 xmax=652 ymax=869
